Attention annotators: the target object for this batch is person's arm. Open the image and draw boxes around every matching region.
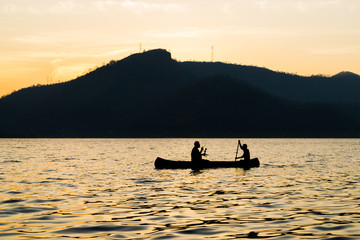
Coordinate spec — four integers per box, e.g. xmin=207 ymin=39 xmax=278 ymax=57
xmin=235 ymin=152 xmax=244 ymax=159
xmin=237 ymin=153 xmax=244 ymax=159
xmin=202 ymin=148 xmax=207 ymax=156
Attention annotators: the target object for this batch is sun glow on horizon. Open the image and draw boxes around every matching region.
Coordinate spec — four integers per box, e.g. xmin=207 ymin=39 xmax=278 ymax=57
xmin=1 ymin=0 xmax=360 ymax=97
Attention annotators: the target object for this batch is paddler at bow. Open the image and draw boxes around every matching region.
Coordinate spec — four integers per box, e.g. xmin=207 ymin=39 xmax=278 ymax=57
xmin=191 ymin=141 xmax=207 ymax=169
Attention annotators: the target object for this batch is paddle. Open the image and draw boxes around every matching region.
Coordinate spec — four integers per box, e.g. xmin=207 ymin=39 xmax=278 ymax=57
xmin=235 ymin=140 xmax=240 ymax=161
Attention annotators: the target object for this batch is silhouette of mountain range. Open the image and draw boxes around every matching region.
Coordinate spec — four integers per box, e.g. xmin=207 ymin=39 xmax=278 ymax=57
xmin=0 ymin=49 xmax=359 ymax=137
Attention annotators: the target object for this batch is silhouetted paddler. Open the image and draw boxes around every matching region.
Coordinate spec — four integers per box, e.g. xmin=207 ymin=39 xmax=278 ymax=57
xmin=235 ymin=141 xmax=250 ymax=161
xmin=191 ymin=141 xmax=206 ymax=170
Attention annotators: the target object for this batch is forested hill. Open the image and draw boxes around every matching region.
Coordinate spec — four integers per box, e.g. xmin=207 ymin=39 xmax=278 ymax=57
xmin=0 ymin=49 xmax=359 ymax=137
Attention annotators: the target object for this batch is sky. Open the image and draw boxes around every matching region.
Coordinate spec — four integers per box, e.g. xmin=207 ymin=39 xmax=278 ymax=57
xmin=1 ymin=0 xmax=360 ymax=97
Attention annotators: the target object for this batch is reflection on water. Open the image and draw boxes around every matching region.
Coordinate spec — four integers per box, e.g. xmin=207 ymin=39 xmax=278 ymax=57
xmin=0 ymin=138 xmax=359 ymax=239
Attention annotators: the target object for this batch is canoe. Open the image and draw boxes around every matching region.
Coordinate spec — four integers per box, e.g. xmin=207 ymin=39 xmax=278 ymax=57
xmin=154 ymin=157 xmax=260 ymax=170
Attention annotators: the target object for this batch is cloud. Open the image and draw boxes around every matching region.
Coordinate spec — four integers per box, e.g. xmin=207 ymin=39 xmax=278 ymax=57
xmin=121 ymin=0 xmax=183 ymax=14
xmin=143 ymin=26 xmax=291 ymax=39
xmin=12 ymin=29 xmax=129 ymax=46
xmin=308 ymin=45 xmax=360 ymax=55
xmin=223 ymin=0 xmax=359 ymax=14
xmin=144 ymin=27 xmax=217 ymax=38
xmin=2 ymin=3 xmax=17 ymax=13
xmin=91 ymin=0 xmax=121 ymax=11
xmin=1 ymin=0 xmax=183 ymax=15
xmin=1 ymin=0 xmax=84 ymax=15
xmin=50 ymin=58 xmax=63 ymax=64
xmin=3 ymin=49 xmax=134 ymax=60
xmin=91 ymin=0 xmax=183 ymax=14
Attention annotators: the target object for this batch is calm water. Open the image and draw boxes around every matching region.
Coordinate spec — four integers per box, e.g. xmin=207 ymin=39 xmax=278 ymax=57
xmin=0 ymin=138 xmax=359 ymax=239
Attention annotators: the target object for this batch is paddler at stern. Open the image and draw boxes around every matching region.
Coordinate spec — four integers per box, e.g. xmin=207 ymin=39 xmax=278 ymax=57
xmin=235 ymin=141 xmax=250 ymax=162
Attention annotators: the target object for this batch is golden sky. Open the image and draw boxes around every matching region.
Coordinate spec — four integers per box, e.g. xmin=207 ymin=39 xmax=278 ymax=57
xmin=1 ymin=0 xmax=360 ymax=97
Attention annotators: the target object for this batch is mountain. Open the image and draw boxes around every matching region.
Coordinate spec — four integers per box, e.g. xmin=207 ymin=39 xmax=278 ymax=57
xmin=332 ymin=71 xmax=360 ymax=79
xmin=181 ymin=62 xmax=360 ymax=105
xmin=128 ymin=75 xmax=359 ymax=137
xmin=0 ymin=49 xmax=359 ymax=137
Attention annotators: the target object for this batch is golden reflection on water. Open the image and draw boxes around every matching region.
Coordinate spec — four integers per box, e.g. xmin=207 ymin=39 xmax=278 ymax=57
xmin=0 ymin=138 xmax=359 ymax=239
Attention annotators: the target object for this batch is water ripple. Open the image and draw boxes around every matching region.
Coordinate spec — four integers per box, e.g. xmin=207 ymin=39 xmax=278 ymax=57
xmin=56 ymin=224 xmax=147 ymax=234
